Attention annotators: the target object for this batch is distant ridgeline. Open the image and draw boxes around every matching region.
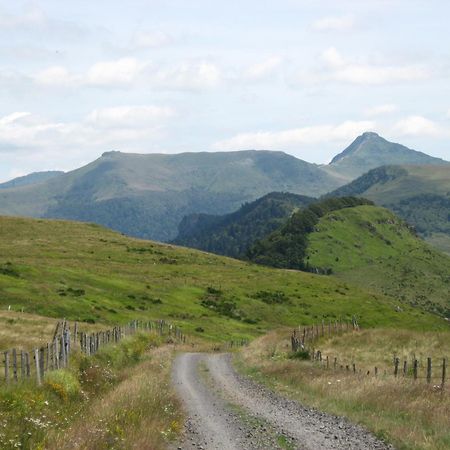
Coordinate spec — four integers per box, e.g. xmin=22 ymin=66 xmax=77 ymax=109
xmin=172 ymin=192 xmax=314 ymax=258
xmin=247 ymin=197 xmax=373 ymax=272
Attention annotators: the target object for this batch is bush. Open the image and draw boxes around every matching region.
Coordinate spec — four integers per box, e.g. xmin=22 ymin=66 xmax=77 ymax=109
xmin=44 ymin=370 xmax=81 ymax=401
xmin=289 ymin=349 xmax=310 ymax=360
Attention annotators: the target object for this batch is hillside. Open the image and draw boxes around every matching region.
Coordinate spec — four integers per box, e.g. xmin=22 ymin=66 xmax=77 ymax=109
xmin=248 ymin=201 xmax=450 ymax=317
xmin=325 ymin=132 xmax=447 ymax=180
xmin=327 ymin=165 xmax=450 ymax=253
xmin=0 ymin=150 xmax=342 ymax=241
xmin=173 ymin=192 xmax=314 ymax=258
xmin=0 ymin=171 xmax=64 ymax=189
xmin=248 ymin=197 xmax=374 ymax=270
xmin=0 ymin=216 xmax=444 ymax=342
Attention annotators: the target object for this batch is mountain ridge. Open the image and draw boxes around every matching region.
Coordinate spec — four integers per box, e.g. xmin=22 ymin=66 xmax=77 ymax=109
xmin=0 ymin=171 xmax=64 ymax=190
xmin=0 ymin=133 xmax=447 ymax=242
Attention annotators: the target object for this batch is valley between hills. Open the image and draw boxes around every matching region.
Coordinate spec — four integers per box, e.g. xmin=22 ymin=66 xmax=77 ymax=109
xmin=0 ymin=132 xmax=449 ymax=450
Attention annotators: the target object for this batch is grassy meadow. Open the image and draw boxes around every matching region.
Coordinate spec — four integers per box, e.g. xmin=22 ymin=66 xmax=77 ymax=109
xmin=238 ymin=328 xmax=450 ymax=450
xmin=0 ymin=216 xmax=445 ymax=345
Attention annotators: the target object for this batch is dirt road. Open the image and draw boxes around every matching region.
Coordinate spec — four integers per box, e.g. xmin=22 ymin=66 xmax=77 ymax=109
xmin=172 ymin=353 xmax=393 ymax=450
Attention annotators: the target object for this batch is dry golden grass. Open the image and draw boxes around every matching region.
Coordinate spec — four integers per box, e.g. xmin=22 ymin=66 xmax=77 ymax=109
xmin=46 ymin=345 xmax=182 ymax=450
xmin=239 ymin=329 xmax=450 ymax=450
xmin=0 ymin=310 xmax=119 ymax=351
xmin=0 ymin=310 xmax=59 ymax=350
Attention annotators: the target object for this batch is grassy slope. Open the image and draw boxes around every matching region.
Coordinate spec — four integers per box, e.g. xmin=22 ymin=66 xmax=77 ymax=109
xmin=306 ymin=205 xmax=450 ymax=316
xmin=239 ymin=328 xmax=450 ymax=450
xmin=0 ymin=216 xmax=445 ymax=343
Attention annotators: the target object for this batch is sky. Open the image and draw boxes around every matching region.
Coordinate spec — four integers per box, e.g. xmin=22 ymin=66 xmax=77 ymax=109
xmin=0 ymin=0 xmax=449 ymax=182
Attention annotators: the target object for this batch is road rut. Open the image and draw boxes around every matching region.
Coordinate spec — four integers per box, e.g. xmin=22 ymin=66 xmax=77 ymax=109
xmin=172 ymin=353 xmax=392 ymax=450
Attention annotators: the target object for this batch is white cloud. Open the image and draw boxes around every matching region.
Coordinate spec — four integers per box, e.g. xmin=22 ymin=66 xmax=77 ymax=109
xmin=34 ymin=66 xmax=78 ymax=86
xmin=0 ymin=112 xmax=31 ymax=125
xmin=86 ymin=105 xmax=175 ymax=127
xmin=32 ymin=59 xmax=222 ymax=91
xmin=312 ymin=15 xmax=355 ymax=32
xmin=392 ymin=115 xmax=446 ymax=137
xmin=322 ymin=47 xmax=346 ymax=68
xmin=86 ymin=58 xmax=144 ymax=86
xmin=244 ymin=56 xmax=283 ymax=80
xmin=0 ymin=105 xmax=175 ymax=156
xmin=33 ymin=59 xmax=145 ymax=88
xmin=153 ymin=61 xmax=221 ymax=90
xmin=213 ymin=120 xmax=376 ymax=150
xmin=314 ymin=47 xmax=431 ymax=85
xmin=364 ymin=104 xmax=398 ymax=117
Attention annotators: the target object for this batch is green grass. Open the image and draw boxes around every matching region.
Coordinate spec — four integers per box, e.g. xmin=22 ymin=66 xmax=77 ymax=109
xmin=306 ymin=205 xmax=450 ymax=317
xmin=0 ymin=216 xmax=446 ymax=344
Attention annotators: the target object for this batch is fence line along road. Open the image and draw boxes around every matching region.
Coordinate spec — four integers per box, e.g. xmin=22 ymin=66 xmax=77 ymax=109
xmin=2 ymin=318 xmax=185 ymax=386
xmin=290 ymin=319 xmax=447 ymax=389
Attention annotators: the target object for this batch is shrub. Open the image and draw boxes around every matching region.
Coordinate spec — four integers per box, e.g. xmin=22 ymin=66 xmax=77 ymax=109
xmin=44 ymin=370 xmax=81 ymax=401
xmin=289 ymin=349 xmax=310 ymax=360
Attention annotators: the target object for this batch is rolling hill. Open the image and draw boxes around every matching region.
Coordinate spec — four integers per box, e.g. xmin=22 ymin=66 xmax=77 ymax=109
xmin=0 ymin=215 xmax=444 ymax=343
xmin=325 ymin=132 xmax=447 ymax=180
xmin=173 ymin=192 xmax=314 ymax=258
xmin=327 ymin=165 xmax=450 ymax=253
xmin=248 ymin=200 xmax=450 ymax=317
xmin=0 ymin=150 xmax=342 ymax=241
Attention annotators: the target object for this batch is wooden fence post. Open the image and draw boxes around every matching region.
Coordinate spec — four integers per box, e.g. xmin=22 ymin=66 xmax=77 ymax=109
xmin=427 ymin=357 xmax=432 ymax=384
xmin=60 ymin=334 xmax=66 ymax=368
xmin=394 ymin=357 xmax=399 ymax=377
xmin=20 ymin=351 xmax=25 ymax=379
xmin=442 ymin=358 xmax=446 ymax=389
xmin=403 ymin=360 xmax=407 ymax=377
xmin=4 ymin=351 xmax=9 ymax=383
xmin=25 ymin=352 xmax=30 ymax=377
xmin=413 ymin=359 xmax=418 ymax=380
xmin=39 ymin=347 xmax=45 ymax=378
xmin=46 ymin=343 xmax=50 ymax=371
xmin=34 ymin=349 xmax=41 ymax=385
xmin=12 ymin=349 xmax=18 ymax=382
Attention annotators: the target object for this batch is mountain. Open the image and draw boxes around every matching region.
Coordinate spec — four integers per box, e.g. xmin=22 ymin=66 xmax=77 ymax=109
xmin=0 ymin=150 xmax=342 ymax=241
xmin=0 ymin=133 xmax=447 ymax=243
xmin=325 ymin=132 xmax=448 ymax=180
xmin=173 ymin=192 xmax=314 ymax=258
xmin=0 ymin=215 xmax=444 ymax=337
xmin=248 ymin=199 xmax=450 ymax=317
xmin=327 ymin=165 xmax=450 ymax=254
xmin=0 ymin=171 xmax=64 ymax=189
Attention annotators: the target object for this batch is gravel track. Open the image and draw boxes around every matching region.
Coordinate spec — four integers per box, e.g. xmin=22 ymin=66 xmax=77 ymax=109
xmin=172 ymin=352 xmax=393 ymax=450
